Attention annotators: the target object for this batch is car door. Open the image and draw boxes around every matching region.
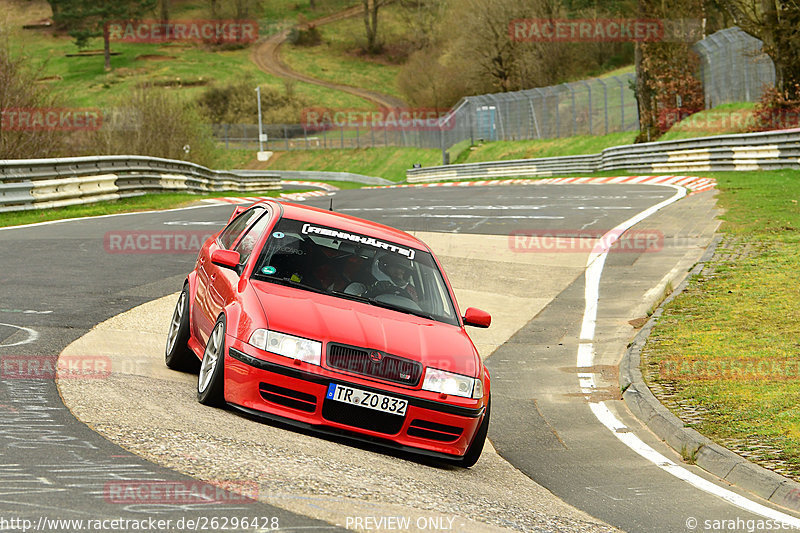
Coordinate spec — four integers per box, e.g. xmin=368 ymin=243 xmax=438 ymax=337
xmin=194 ymin=206 xmax=267 ymax=344
xmin=207 ymin=206 xmax=277 ymax=334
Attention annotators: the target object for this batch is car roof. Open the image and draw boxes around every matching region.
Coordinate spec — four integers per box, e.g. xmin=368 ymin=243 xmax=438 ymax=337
xmin=255 ymin=198 xmax=429 ymax=251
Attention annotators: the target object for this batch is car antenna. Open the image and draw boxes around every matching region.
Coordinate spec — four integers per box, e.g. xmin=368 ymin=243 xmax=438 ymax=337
xmin=329 ymin=198 xmax=334 ymax=212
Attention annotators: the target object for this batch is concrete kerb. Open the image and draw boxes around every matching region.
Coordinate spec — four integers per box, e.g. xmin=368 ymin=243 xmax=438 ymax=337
xmin=618 ymin=233 xmax=800 ymax=511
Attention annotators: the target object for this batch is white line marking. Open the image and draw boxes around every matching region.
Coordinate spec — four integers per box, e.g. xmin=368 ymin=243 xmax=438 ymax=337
xmin=578 ymin=184 xmax=800 ymax=525
xmin=0 ymin=323 xmax=39 ymax=347
xmin=0 ymin=203 xmax=224 ymax=232
xmin=389 ymin=214 xmax=565 ymax=220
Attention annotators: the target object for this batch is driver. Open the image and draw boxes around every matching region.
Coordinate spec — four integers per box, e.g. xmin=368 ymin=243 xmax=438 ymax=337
xmin=368 ymin=253 xmax=418 ymax=301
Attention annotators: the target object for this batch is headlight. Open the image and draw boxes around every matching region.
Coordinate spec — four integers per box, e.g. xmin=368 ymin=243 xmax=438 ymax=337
xmin=422 ymin=368 xmax=483 ymax=399
xmin=248 ymin=329 xmax=321 ymax=366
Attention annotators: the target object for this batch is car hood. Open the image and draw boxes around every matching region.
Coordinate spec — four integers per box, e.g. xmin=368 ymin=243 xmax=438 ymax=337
xmin=251 ymin=280 xmax=480 ymax=377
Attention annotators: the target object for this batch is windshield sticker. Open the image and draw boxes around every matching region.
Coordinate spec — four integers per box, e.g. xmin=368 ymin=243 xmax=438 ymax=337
xmin=301 ymin=223 xmax=416 ymax=260
xmin=261 ymin=266 xmax=277 ymax=275
xmin=272 ymin=232 xmax=285 ymax=239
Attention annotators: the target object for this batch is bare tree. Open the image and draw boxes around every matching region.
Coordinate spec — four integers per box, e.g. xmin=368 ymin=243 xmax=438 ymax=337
xmin=719 ymin=0 xmax=800 ymax=98
xmin=0 ymin=39 xmax=65 ymax=158
xmin=160 ymin=0 xmax=170 ymax=22
xmin=363 ymin=0 xmax=389 ymax=53
xmin=398 ymin=0 xmax=447 ymax=51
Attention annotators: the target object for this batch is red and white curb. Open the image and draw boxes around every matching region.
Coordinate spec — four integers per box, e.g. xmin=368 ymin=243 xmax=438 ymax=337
xmin=202 ymin=182 xmax=339 ymax=206
xmin=365 ymin=175 xmax=716 ymax=194
xmin=281 ymin=180 xmax=340 ymax=192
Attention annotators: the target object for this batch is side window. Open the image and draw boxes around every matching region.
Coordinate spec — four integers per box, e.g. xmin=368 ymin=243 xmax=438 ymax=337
xmin=234 ymin=211 xmax=273 ymax=265
xmin=218 ymin=207 xmax=264 ymax=250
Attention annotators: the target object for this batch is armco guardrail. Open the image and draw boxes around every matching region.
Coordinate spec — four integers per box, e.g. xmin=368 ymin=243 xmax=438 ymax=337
xmin=0 ymin=155 xmax=281 ymax=212
xmin=406 ymin=128 xmax=800 ymax=182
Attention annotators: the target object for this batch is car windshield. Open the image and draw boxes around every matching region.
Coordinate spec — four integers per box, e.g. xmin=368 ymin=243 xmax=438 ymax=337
xmin=251 ymin=218 xmax=459 ymax=326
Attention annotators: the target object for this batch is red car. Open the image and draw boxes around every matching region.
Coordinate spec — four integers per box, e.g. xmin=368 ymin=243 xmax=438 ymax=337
xmin=165 ymin=199 xmax=492 ymax=466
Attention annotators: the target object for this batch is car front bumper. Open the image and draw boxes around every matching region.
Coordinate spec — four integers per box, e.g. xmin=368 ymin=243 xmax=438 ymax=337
xmin=225 ymin=343 xmax=486 ymax=459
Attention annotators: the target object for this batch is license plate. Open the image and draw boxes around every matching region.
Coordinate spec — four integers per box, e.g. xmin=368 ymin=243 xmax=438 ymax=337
xmin=326 ymin=383 xmax=407 ymax=416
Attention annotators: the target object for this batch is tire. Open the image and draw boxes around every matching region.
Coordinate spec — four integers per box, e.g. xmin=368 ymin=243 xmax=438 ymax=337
xmin=165 ymin=286 xmax=199 ymax=372
xmin=197 ymin=316 xmax=226 ymax=406
xmin=455 ymin=396 xmax=490 ymax=468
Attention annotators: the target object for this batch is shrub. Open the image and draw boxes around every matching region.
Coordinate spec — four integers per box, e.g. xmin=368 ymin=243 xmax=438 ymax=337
xmin=288 ymin=24 xmax=321 ymax=46
xmin=197 ymin=76 xmax=308 ymax=125
xmin=0 ymin=37 xmax=68 ymax=158
xmin=750 ymin=84 xmax=800 ymax=132
xmin=88 ymin=86 xmax=220 ymax=167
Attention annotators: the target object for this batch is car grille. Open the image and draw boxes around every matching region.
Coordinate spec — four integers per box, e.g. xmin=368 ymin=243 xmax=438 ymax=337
xmin=407 ymin=419 xmax=463 ymax=442
xmin=326 ymin=343 xmax=422 ymax=386
xmin=259 ymin=383 xmax=317 ymax=413
xmin=321 ymin=400 xmax=405 ymax=435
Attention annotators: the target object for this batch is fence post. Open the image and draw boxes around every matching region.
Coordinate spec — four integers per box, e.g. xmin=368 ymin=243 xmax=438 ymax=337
xmin=284 ymin=125 xmax=289 ymax=150
xmin=617 ymin=76 xmax=626 ymax=131
xmin=597 ymin=78 xmax=608 ymax=135
xmin=581 ymin=80 xmax=592 ymax=135
xmin=553 ymin=86 xmax=560 ymax=137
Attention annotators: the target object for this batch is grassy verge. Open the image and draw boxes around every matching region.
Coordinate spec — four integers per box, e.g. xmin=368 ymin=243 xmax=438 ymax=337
xmin=659 ymin=102 xmax=757 ymax=141
xmin=457 ymin=132 xmax=637 ymax=163
xmin=642 ymin=169 xmax=800 ymax=477
xmin=253 ymin=147 xmax=443 ymax=181
xmin=0 ymin=190 xmax=304 ymax=228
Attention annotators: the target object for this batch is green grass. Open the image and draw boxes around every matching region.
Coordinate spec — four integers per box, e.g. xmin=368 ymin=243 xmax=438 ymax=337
xmin=642 ymin=169 xmax=800 ymax=476
xmin=660 ymin=103 xmax=757 ymax=141
xmin=256 ymin=146 xmax=442 ymax=181
xmin=261 ymin=0 xmax=357 ymax=22
xmin=280 ymin=4 xmax=406 ymax=103
xmin=458 ymin=132 xmax=637 ymax=163
xmin=0 ymin=189 xmax=300 ymax=228
xmin=4 ymin=0 xmax=370 ymax=112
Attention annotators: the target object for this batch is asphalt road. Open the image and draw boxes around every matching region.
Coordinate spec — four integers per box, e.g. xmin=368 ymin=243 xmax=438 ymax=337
xmin=0 ymin=184 xmax=793 ymax=532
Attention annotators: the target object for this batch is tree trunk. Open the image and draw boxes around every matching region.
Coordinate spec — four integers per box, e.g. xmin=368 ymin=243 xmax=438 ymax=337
xmin=103 ymin=23 xmax=111 ymax=71
xmin=363 ymin=0 xmax=380 ymax=53
xmin=160 ymin=0 xmax=170 ymax=22
xmin=634 ymin=42 xmax=659 ymax=142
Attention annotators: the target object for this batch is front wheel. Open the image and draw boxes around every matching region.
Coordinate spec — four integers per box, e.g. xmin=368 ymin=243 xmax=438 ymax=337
xmin=455 ymin=396 xmax=490 ymax=468
xmin=197 ymin=317 xmax=226 ymax=406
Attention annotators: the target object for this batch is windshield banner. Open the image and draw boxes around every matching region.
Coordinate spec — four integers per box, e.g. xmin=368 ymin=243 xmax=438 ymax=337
xmin=301 ymin=224 xmax=416 ymax=260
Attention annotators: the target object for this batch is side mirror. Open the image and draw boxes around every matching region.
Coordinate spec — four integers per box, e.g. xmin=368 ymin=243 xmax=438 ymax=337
xmin=211 ymin=249 xmax=241 ymax=271
xmin=227 ymin=205 xmax=246 ymax=223
xmin=463 ymin=307 xmax=491 ymax=328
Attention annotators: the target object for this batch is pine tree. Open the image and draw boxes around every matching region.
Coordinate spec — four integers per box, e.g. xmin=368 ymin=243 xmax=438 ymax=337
xmin=51 ymin=0 xmax=157 ymax=71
